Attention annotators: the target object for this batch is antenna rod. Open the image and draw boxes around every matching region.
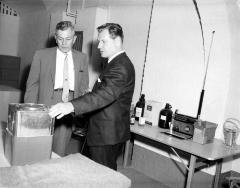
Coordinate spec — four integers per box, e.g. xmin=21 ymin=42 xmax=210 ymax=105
xmin=192 ymin=0 xmax=206 ymax=66
xmin=202 ymin=30 xmax=215 ymax=90
xmin=197 ymin=30 xmax=215 ymax=118
xmin=139 ymin=0 xmax=155 ymax=97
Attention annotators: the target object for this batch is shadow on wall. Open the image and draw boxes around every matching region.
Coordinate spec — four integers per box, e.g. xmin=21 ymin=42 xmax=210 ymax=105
xmin=19 ymin=64 xmax=31 ymax=101
xmin=88 ymin=40 xmax=107 ymax=74
xmin=19 ymin=36 xmax=56 ymax=93
xmin=46 ymin=35 xmax=57 ymax=48
xmin=87 ymin=40 xmax=108 ymax=89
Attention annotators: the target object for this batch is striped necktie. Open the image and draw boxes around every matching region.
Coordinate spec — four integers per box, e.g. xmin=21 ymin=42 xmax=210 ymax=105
xmin=62 ymin=53 xmax=69 ymax=102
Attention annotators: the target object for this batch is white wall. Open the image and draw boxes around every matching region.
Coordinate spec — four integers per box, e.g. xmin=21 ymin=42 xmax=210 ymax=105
xmin=143 ymin=1 xmax=231 ymax=133
xmin=2 ymin=0 xmax=240 ymax=173
xmin=49 ymin=10 xmax=63 ymax=37
xmin=18 ymin=11 xmax=50 ymax=89
xmin=73 ymin=5 xmax=152 ymax=101
xmin=0 ymin=10 xmax=50 ymax=89
xmin=73 ymin=2 xmax=240 ymax=173
xmin=142 ymin=0 xmax=240 ymax=174
xmin=108 ymin=5 xmax=152 ymax=103
xmin=223 ymin=0 xmax=240 ymax=173
xmin=0 ymin=14 xmax=19 ymax=56
xmin=76 ymin=7 xmax=106 ymax=89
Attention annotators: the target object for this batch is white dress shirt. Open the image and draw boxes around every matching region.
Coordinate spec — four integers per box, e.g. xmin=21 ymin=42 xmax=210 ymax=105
xmin=108 ymin=50 xmax=125 ymax=63
xmin=54 ymin=49 xmax=75 ymax=91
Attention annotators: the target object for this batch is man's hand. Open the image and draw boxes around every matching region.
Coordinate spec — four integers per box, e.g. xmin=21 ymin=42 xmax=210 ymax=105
xmin=49 ymin=102 xmax=74 ymax=119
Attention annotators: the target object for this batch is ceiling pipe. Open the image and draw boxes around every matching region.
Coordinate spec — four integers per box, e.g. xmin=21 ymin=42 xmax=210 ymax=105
xmin=81 ymin=0 xmax=85 ymax=9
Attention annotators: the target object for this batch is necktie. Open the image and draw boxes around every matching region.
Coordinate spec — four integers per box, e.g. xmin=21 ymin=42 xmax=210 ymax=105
xmin=62 ymin=53 xmax=69 ymax=102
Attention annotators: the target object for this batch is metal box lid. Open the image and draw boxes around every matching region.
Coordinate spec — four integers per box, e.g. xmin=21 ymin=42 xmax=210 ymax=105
xmin=7 ymin=103 xmax=54 ymax=137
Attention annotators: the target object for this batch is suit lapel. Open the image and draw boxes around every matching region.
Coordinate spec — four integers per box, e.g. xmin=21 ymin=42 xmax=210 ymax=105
xmin=50 ymin=48 xmax=57 ymax=89
xmin=72 ymin=51 xmax=80 ymax=92
xmin=92 ymin=53 xmax=126 ymax=91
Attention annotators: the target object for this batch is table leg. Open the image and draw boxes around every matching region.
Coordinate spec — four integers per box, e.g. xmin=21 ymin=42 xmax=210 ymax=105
xmin=186 ymin=155 xmax=197 ymax=188
xmin=123 ymin=140 xmax=130 ymax=168
xmin=213 ymin=160 xmax=222 ymax=188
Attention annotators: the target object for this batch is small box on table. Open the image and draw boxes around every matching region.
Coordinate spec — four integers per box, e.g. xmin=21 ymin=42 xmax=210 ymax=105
xmin=193 ymin=120 xmax=218 ymax=144
xmin=144 ymin=100 xmax=164 ymax=126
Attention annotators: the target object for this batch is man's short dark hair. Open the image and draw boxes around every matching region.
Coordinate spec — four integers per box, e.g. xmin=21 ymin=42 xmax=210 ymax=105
xmin=55 ymin=21 xmax=74 ymax=33
xmin=97 ymin=23 xmax=124 ymax=42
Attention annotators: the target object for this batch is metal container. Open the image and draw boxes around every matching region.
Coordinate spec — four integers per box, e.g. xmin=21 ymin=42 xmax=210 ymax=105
xmin=7 ymin=103 xmax=54 ymax=137
xmin=4 ymin=129 xmax=54 ymax=165
xmin=4 ymin=103 xmax=54 ymax=165
xmin=224 ymin=129 xmax=237 ymax=146
xmin=223 ymin=118 xmax=240 ymax=147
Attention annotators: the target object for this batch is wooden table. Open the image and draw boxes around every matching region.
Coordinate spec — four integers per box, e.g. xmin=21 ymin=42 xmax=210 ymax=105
xmin=0 ymin=123 xmax=131 ymax=188
xmin=124 ymin=123 xmax=240 ymax=188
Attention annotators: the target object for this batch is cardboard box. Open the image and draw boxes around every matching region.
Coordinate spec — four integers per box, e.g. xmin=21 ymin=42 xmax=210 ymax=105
xmin=193 ymin=121 xmax=218 ymax=144
xmin=144 ymin=100 xmax=164 ymax=126
xmin=4 ymin=129 xmax=53 ymax=166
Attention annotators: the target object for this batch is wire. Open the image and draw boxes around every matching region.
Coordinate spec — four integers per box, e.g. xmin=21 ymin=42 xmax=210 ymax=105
xmin=192 ymin=0 xmax=206 ymax=66
xmin=139 ymin=0 xmax=155 ymax=97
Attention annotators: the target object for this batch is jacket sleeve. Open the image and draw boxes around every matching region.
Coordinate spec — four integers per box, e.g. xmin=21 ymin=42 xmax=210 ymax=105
xmin=24 ymin=51 xmax=41 ymax=103
xmin=82 ymin=54 xmax=90 ymax=92
xmin=71 ymin=62 xmax=128 ymax=115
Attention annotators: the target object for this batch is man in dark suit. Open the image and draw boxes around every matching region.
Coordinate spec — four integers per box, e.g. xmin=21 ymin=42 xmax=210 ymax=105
xmin=49 ymin=23 xmax=135 ymax=170
xmin=24 ymin=21 xmax=89 ymax=157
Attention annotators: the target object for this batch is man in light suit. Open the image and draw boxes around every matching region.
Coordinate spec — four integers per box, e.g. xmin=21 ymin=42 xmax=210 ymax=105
xmin=49 ymin=23 xmax=135 ymax=170
xmin=24 ymin=21 xmax=89 ymax=157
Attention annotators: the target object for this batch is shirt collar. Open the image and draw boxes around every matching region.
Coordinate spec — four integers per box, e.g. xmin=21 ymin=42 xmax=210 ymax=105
xmin=57 ymin=48 xmax=72 ymax=57
xmin=108 ymin=50 xmax=125 ymax=63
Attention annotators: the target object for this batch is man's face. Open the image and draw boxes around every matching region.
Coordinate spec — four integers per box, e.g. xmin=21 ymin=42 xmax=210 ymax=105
xmin=55 ymin=28 xmax=76 ymax=53
xmin=97 ymin=29 xmax=119 ymax=59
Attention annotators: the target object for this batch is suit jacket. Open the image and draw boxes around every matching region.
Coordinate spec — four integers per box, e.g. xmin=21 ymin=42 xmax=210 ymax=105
xmin=71 ymin=52 xmax=135 ymax=146
xmin=24 ymin=47 xmax=89 ymax=106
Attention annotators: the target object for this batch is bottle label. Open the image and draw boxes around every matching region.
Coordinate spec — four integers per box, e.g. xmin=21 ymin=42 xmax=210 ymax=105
xmin=161 ymin=115 xmax=166 ymax=120
xmin=139 ymin=117 xmax=145 ymax=126
xmin=169 ymin=122 xmax=173 ymax=133
xmin=135 ymin=107 xmax=142 ymax=118
xmin=130 ymin=117 xmax=135 ymax=125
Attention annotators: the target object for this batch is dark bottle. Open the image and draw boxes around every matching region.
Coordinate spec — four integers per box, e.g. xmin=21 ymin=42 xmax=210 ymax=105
xmin=130 ymin=113 xmax=135 ymax=125
xmin=135 ymin=94 xmax=145 ymax=121
xmin=130 ymin=104 xmax=135 ymax=125
xmin=158 ymin=103 xmax=173 ymax=129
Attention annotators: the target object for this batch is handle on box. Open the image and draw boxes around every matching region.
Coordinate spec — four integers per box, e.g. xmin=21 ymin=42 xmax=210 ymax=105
xmin=223 ymin=118 xmax=240 ymax=131
xmin=224 ymin=118 xmax=240 ymax=126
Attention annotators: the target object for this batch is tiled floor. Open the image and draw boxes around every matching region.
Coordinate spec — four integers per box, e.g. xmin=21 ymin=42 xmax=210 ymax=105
xmin=67 ymin=136 xmax=168 ymax=188
xmin=118 ymin=165 xmax=170 ymax=188
xmin=67 ymin=135 xmax=238 ymax=188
